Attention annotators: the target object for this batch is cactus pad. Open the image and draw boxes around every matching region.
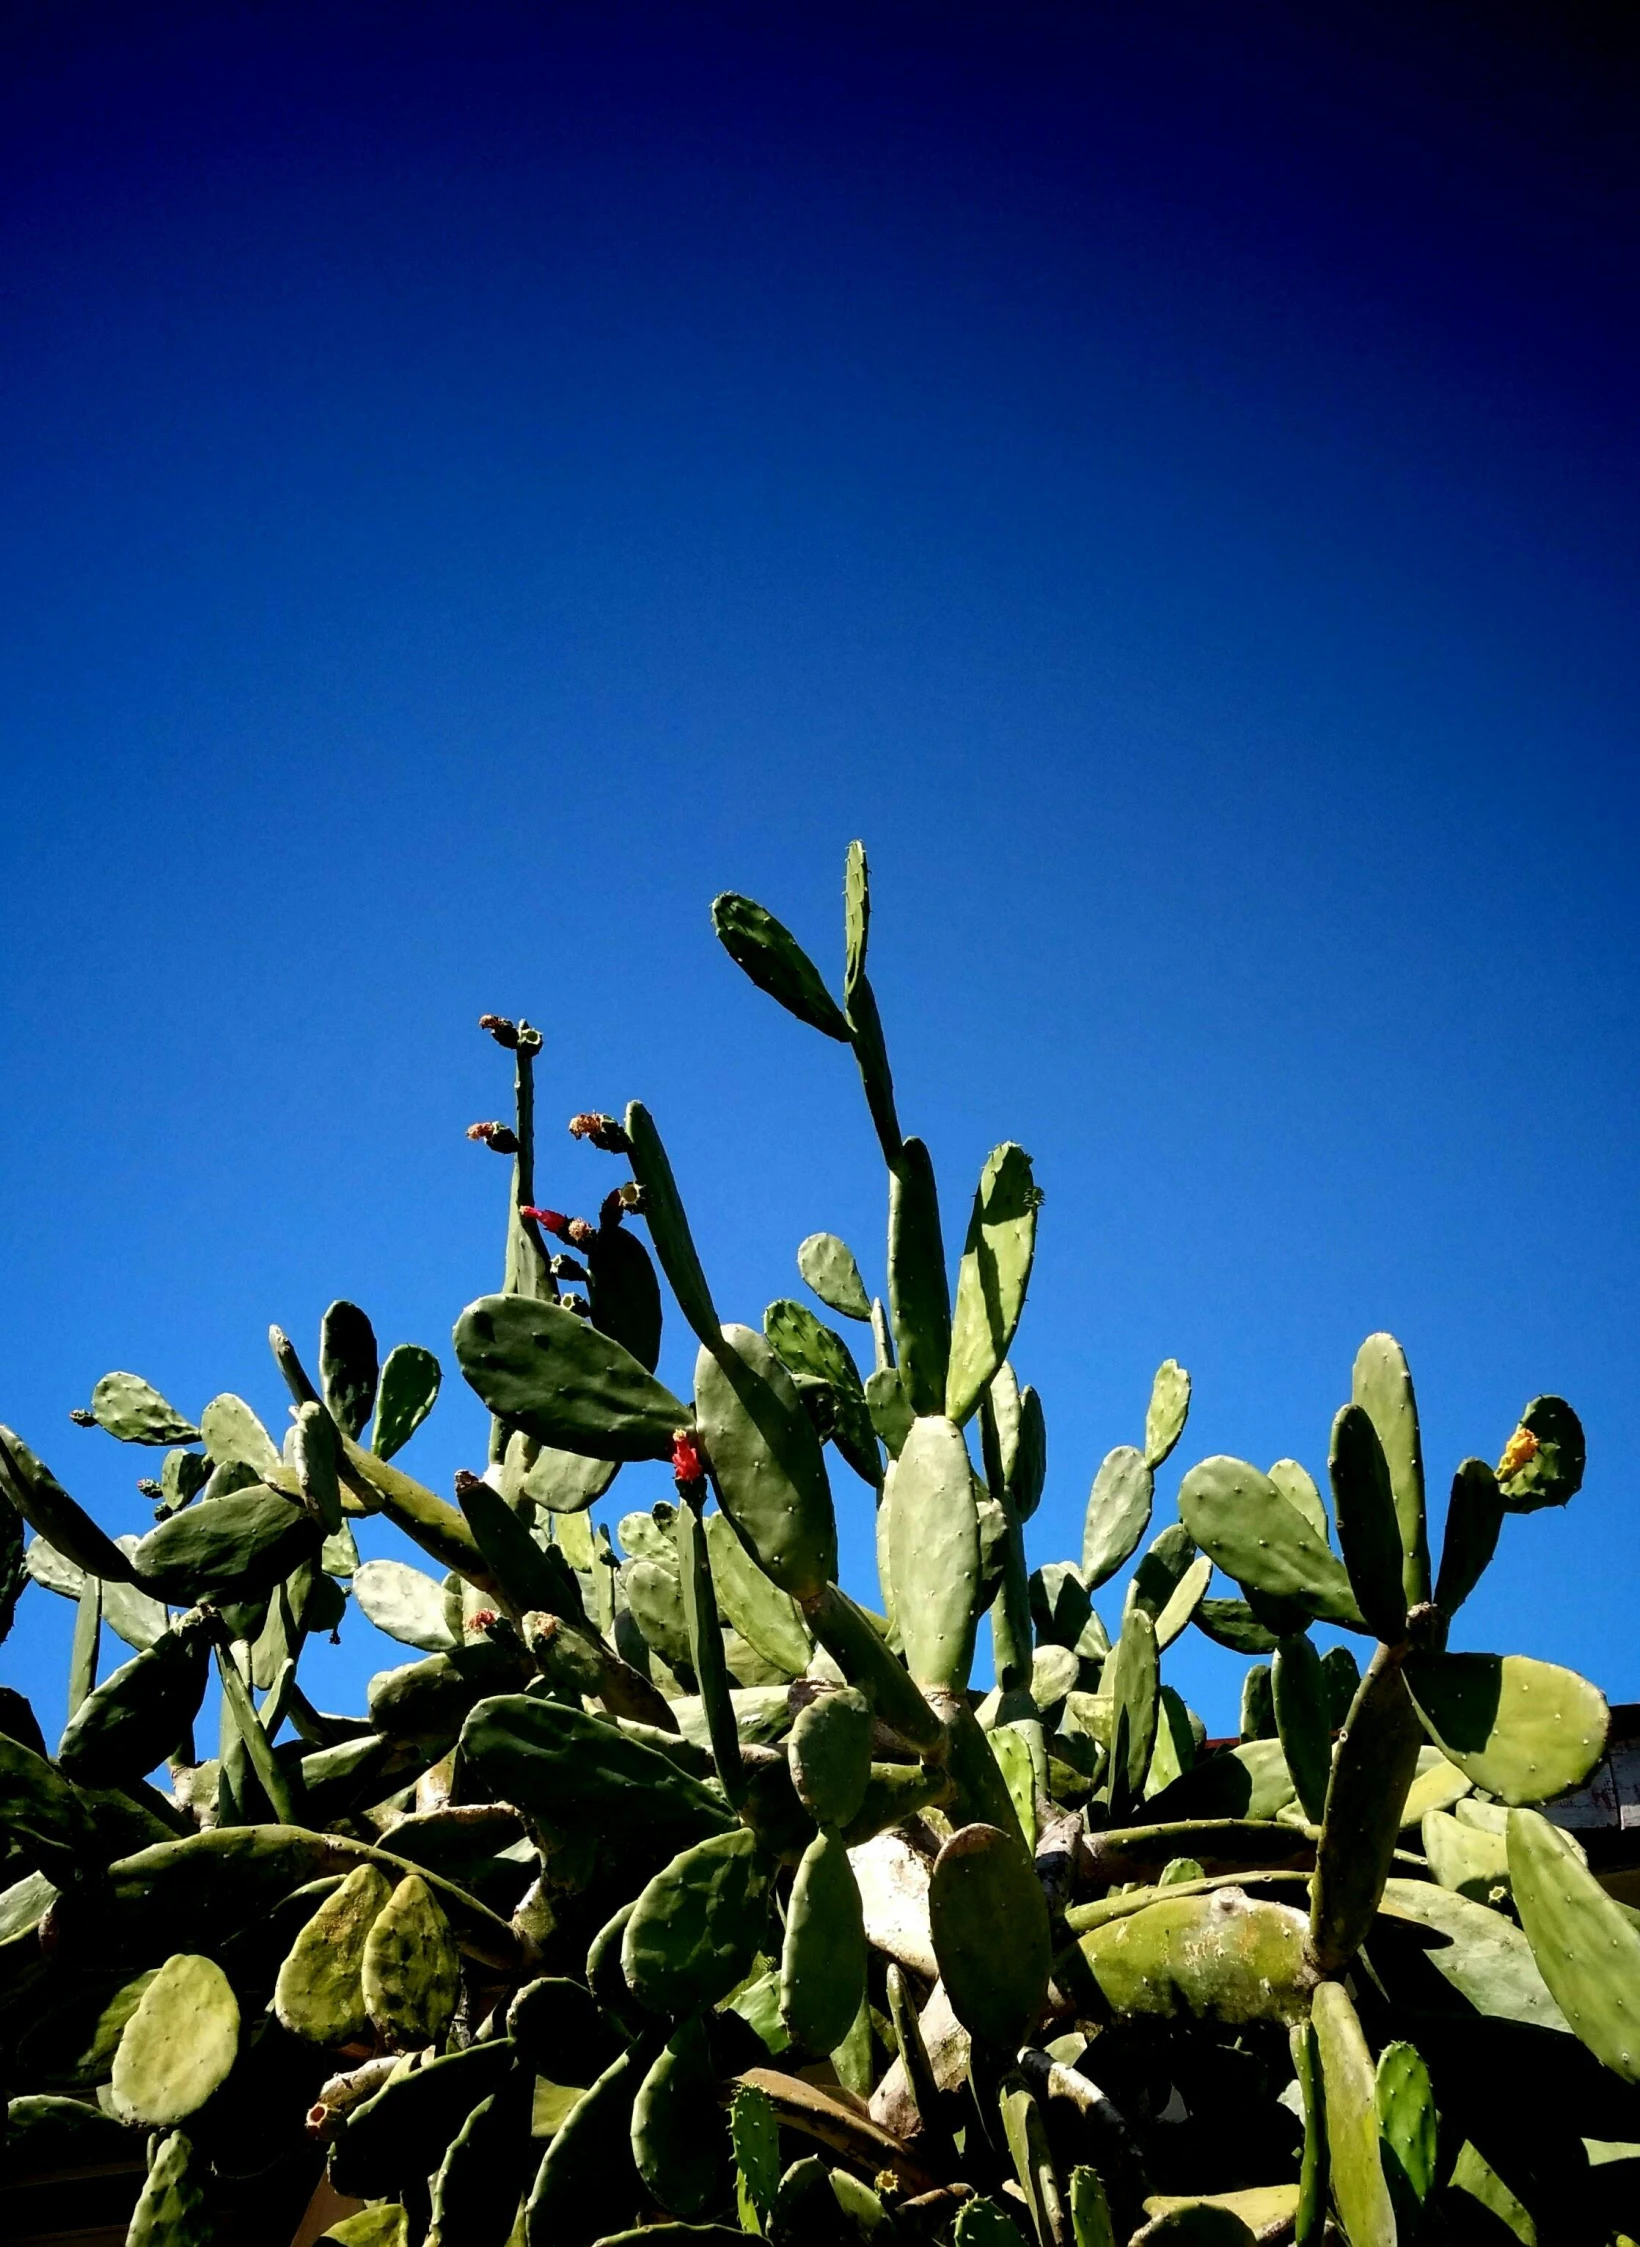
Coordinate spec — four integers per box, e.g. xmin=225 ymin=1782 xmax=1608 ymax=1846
xmin=111 ymin=1954 xmax=240 ymax=2125
xmin=1508 ymin=1806 xmax=1640 ymax=2081
xmin=275 ymin=1861 xmax=394 ymax=2045
xmin=361 ymin=1873 xmax=460 ymax=2048
xmin=1403 ymin=1650 xmax=1607 ymax=1804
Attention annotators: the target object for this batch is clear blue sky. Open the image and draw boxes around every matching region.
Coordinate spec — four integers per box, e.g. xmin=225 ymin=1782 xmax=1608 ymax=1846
xmin=2 ymin=2 xmax=1636 ymax=1743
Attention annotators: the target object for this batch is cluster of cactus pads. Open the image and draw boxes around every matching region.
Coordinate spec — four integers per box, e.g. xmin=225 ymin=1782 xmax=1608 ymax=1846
xmin=2 ymin=844 xmax=1636 ymax=2247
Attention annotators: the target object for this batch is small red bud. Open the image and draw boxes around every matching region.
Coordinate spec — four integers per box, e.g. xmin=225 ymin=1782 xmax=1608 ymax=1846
xmin=468 ymin=1607 xmax=500 ymax=1633
xmin=671 ymin=1431 xmax=706 ymax=1486
xmin=69 ymin=1408 xmax=96 ymax=1427
xmin=520 ymin=1206 xmax=573 ymax=1241
xmin=566 ymin=1217 xmax=596 ymax=1248
xmin=478 ymin=1014 xmax=520 ymax=1049
xmin=467 ymin=1120 xmax=520 ymax=1153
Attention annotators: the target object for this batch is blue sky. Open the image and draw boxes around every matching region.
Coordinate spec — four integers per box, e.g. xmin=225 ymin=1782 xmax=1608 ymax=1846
xmin=2 ymin=2 xmax=1636 ymax=1742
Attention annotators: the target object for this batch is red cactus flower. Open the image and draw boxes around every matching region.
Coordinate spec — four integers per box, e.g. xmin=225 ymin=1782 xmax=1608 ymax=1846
xmin=671 ymin=1431 xmax=706 ymax=1485
xmin=520 ymin=1206 xmax=571 ymax=1239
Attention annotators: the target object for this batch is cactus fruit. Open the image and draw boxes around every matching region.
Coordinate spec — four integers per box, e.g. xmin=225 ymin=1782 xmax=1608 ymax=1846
xmin=0 ymin=845 xmax=1625 ymax=2247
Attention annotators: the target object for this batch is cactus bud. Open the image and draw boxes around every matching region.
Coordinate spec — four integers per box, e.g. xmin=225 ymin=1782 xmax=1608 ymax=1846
xmin=568 ymin=1111 xmax=632 ymax=1153
xmin=519 ymin=1205 xmax=571 ymax=1239
xmin=672 ymin=1430 xmax=707 ymax=1488
xmin=69 ymin=1408 xmax=96 ymax=1426
xmin=467 ymin=1121 xmax=520 ymax=1153
xmin=478 ymin=1014 xmax=520 ymax=1048
xmin=137 ymin=1478 xmax=163 ymax=1499
xmin=598 ymin=1190 xmax=628 ymax=1231
xmin=549 ymin=1254 xmax=588 ymax=1282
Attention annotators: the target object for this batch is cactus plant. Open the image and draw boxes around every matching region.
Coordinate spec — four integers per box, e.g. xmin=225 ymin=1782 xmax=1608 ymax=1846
xmin=0 ymin=842 xmax=1629 ymax=2247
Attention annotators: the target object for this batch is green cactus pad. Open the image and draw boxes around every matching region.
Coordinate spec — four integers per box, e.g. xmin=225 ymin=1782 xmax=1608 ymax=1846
xmin=1375 ymin=2039 xmax=1437 ymax=2210
xmin=0 ymin=1427 xmax=139 ymax=1582
xmin=1374 ymin=1877 xmax=1568 ymax=2031
xmin=711 ymin=890 xmax=851 ymax=1039
xmin=797 ymin=1231 xmax=872 ymax=1322
xmin=110 ymin=1952 xmax=240 ymax=2124
xmin=320 ymin=1301 xmax=379 ymax=1441
xmin=331 ymin=2038 xmax=519 ymax=2199
xmin=56 ymin=1623 xmax=210 ymax=1788
xmin=1073 ymin=1888 xmax=1312 ymax=2025
xmin=1191 ymin=1598 xmax=1280 ymax=1656
xmin=763 ymin=1298 xmax=863 ymax=1393
xmin=675 ymin=1496 xmax=744 ymax=1800
xmin=127 ymin=2130 xmax=210 ymax=2247
xmin=730 ymin=2078 xmax=782 ymax=2232
xmin=1421 ymin=1807 xmax=1509 ymax=1904
xmin=454 ymin=1293 xmax=687 ymax=1462
xmin=1177 ymin=1456 xmax=1366 ymax=1632
xmin=1081 ymin=1446 xmax=1154 ymax=1592
xmin=431 ymin=2071 xmax=536 ymax=2247
xmin=945 ymin=1143 xmax=1039 ymax=1426
xmin=704 ymin=1509 xmax=812 ymax=1676
xmin=88 ymin=1372 xmax=200 ymax=1446
xmin=1069 ymin=2166 xmax=1118 ymax=2247
xmin=1144 ymin=1359 xmax=1192 ymax=1470
xmin=526 ymin=2041 xmax=650 ymax=2247
xmin=1432 ymin=1457 xmax=1503 ymax=1620
xmin=953 ymin=2200 xmax=1028 ymax=2245
xmin=1308 ymin=1650 xmax=1423 ymax=1975
xmin=353 ymin=1558 xmax=458 ymax=1651
xmin=1495 ymin=1394 xmax=1585 ymax=1512
xmin=1402 ymin=1650 xmax=1608 ymax=1804
xmin=622 ymin=1100 xmax=721 ymax=1348
xmin=780 ymin=1827 xmax=866 ymax=2055
xmin=1311 ymin=1980 xmax=1395 ymax=2247
xmin=361 ymin=1872 xmax=460 ymax=2048
xmin=888 ymin=1415 xmax=980 ymax=1692
xmin=694 ymin=1325 xmax=838 ymax=1600
xmin=1142 ymin=1738 xmax=1294 ymax=1826
xmin=1271 ymin=1634 xmax=1331 ymax=1826
xmin=1109 ymin=1605 xmax=1160 ymax=1816
xmin=1327 ymin=1403 xmax=1408 ymax=1644
xmin=787 ymin=1685 xmax=872 ymax=1829
xmin=1397 ymin=1744 xmax=1471 ymax=1826
xmin=132 ymin=1485 xmax=320 ymax=1604
xmin=1508 ymin=1806 xmax=1640 ymax=2081
xmin=1138 ymin=2199 xmax=1287 ymax=2246
xmin=929 ymin=1822 xmax=1050 ymax=2051
xmin=458 ymin=1473 xmax=577 ymax=1622
xmin=586 ymin=1223 xmax=665 ymax=1373
xmin=463 ymin=1692 xmax=732 ymax=1856
xmin=887 ymin=1137 xmax=951 ymax=1418
xmin=632 ymin=2013 xmax=728 ymax=2215
xmin=320 ymin=2212 xmax=409 ymax=2247
xmin=796 ymin=1583 xmax=944 ymax=1752
xmin=274 ymin=1861 xmax=394 ymax=2045
xmin=199 ymin=1392 xmax=284 ymax=1479
xmin=622 ymin=1828 xmax=771 ymax=2015
xmin=371 ymin=1343 xmax=442 ymax=1460
xmin=1350 ymin=1332 xmax=1430 ymax=1607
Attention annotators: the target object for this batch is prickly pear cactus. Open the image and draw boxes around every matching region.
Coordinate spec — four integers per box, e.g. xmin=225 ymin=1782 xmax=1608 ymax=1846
xmin=0 ymin=845 xmax=1626 ymax=2247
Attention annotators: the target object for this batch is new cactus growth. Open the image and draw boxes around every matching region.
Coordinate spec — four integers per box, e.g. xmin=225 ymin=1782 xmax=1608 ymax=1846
xmin=0 ymin=843 xmax=1627 ymax=2247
